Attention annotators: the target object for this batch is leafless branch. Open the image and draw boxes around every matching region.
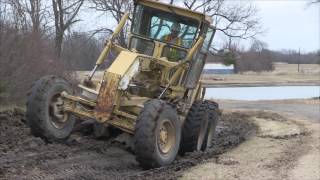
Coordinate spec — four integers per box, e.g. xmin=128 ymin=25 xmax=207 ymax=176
xmin=181 ymin=0 xmax=262 ymax=40
xmin=89 ymin=0 xmax=132 ymax=47
xmin=51 ymin=0 xmax=84 ymax=58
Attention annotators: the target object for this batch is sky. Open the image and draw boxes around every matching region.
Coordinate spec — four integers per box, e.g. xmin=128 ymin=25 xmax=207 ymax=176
xmin=252 ymin=0 xmax=319 ymax=53
xmin=77 ymin=0 xmax=320 ymax=53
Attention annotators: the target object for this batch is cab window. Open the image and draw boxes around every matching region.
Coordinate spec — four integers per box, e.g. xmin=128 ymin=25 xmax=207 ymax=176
xmin=201 ymin=27 xmax=215 ymax=53
xmin=150 ymin=16 xmax=198 ymax=48
xmin=132 ymin=4 xmax=199 ymax=49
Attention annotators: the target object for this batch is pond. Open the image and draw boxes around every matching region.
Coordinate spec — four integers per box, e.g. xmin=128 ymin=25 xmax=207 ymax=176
xmin=205 ymin=86 xmax=320 ymax=100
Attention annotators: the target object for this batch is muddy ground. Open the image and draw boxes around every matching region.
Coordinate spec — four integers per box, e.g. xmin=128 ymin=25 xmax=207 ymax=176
xmin=0 ymin=108 xmax=257 ymax=180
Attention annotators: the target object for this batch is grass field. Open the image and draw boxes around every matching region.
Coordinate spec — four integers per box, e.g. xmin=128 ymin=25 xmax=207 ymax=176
xmin=202 ymin=63 xmax=320 ymax=87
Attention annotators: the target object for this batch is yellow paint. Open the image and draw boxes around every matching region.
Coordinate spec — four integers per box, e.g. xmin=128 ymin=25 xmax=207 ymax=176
xmin=185 ymin=37 xmax=204 ymax=61
xmin=107 ymin=51 xmax=139 ymax=76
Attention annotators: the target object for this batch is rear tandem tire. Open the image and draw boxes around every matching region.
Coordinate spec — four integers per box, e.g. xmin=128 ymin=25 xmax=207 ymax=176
xmin=179 ymin=100 xmax=219 ymax=155
xmin=134 ymin=99 xmax=181 ymax=169
xmin=26 ymin=75 xmax=76 ymax=142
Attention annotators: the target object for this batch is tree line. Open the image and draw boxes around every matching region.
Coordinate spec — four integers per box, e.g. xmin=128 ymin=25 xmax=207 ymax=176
xmin=208 ymin=39 xmax=320 ymax=72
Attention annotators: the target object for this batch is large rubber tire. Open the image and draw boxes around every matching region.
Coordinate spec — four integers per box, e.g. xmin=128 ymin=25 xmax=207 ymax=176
xmin=179 ymin=100 xmax=219 ymax=154
xmin=26 ymin=75 xmax=76 ymax=142
xmin=134 ymin=99 xmax=181 ymax=169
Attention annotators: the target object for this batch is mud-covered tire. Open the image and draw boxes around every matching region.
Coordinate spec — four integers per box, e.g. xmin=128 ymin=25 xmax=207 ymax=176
xmin=26 ymin=75 xmax=76 ymax=142
xmin=134 ymin=99 xmax=181 ymax=169
xmin=93 ymin=122 xmax=110 ymax=139
xmin=179 ymin=100 xmax=219 ymax=154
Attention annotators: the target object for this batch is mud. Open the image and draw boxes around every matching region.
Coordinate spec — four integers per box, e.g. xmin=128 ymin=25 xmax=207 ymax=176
xmin=0 ymin=109 xmax=256 ymax=180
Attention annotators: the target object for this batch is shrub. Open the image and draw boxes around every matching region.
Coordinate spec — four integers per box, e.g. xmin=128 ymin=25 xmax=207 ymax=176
xmin=0 ymin=81 xmax=6 ymax=95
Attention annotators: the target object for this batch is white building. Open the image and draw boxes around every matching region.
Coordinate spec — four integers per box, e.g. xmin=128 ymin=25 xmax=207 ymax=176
xmin=203 ymin=63 xmax=234 ymax=74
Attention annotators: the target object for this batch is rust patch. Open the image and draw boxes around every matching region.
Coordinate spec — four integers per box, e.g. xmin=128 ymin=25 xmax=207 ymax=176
xmin=95 ymin=72 xmax=120 ymax=122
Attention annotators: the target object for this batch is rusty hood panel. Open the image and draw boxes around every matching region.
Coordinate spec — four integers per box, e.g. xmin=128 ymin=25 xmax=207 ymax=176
xmin=95 ymin=72 xmax=120 ymax=122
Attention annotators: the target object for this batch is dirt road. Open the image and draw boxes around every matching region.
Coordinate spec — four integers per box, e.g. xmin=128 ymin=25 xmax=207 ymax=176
xmin=182 ymin=99 xmax=320 ymax=180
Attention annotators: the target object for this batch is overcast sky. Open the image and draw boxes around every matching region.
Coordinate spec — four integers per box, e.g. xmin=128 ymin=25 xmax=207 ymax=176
xmin=78 ymin=0 xmax=320 ymax=53
xmin=252 ymin=0 xmax=319 ymax=53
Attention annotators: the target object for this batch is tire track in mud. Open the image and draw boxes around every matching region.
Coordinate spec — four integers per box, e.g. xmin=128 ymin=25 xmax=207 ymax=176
xmin=0 ymin=109 xmax=257 ymax=180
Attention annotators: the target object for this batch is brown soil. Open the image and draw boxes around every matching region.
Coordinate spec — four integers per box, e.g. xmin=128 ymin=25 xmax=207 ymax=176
xmin=0 ymin=109 xmax=256 ymax=180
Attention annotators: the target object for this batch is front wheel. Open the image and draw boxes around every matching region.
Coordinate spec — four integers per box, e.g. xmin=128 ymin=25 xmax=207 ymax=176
xmin=26 ymin=75 xmax=76 ymax=142
xmin=134 ymin=100 xmax=181 ymax=169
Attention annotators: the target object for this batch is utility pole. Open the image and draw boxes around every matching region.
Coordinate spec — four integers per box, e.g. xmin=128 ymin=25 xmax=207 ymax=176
xmin=228 ymin=36 xmax=232 ymax=50
xmin=298 ymin=48 xmax=300 ymax=73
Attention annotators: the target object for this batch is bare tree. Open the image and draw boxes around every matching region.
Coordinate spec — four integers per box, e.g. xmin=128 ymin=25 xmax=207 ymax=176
xmin=63 ymin=32 xmax=102 ymax=70
xmin=308 ymin=0 xmax=320 ymax=6
xmin=52 ymin=0 xmax=84 ymax=58
xmin=4 ymin=0 xmax=28 ymax=30
xmin=0 ymin=1 xmax=8 ymax=29
xmin=3 ymin=0 xmax=49 ymax=37
xmin=0 ymin=0 xmax=57 ymax=102
xmin=26 ymin=0 xmax=45 ymax=35
xmin=250 ymin=39 xmax=268 ymax=52
xmin=90 ymin=0 xmax=132 ymax=47
xmin=184 ymin=0 xmax=260 ymax=39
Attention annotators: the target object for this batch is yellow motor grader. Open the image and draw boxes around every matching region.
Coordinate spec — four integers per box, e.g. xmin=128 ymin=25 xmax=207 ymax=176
xmin=26 ymin=0 xmax=219 ymax=169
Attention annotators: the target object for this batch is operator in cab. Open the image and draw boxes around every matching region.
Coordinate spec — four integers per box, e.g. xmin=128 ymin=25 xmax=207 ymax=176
xmin=161 ymin=22 xmax=183 ymax=61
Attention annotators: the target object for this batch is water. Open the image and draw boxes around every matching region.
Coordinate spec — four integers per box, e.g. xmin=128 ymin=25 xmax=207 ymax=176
xmin=202 ymin=69 xmax=234 ymax=74
xmin=205 ymin=86 xmax=320 ymax=100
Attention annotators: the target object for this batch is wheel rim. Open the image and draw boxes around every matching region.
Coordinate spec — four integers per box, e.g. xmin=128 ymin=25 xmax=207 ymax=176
xmin=205 ymin=121 xmax=215 ymax=149
xmin=158 ymin=119 xmax=175 ymax=154
xmin=197 ymin=111 xmax=209 ymax=151
xmin=49 ymin=93 xmax=68 ymax=129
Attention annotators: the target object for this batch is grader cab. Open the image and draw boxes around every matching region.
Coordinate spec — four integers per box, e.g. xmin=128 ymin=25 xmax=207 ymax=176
xmin=26 ymin=0 xmax=219 ymax=169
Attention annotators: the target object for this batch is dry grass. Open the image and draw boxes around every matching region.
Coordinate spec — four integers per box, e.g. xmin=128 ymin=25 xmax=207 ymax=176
xmin=202 ymin=64 xmax=320 ymax=86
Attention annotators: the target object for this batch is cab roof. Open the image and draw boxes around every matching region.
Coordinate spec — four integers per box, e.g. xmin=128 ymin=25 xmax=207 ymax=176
xmin=135 ymin=0 xmax=212 ymax=24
